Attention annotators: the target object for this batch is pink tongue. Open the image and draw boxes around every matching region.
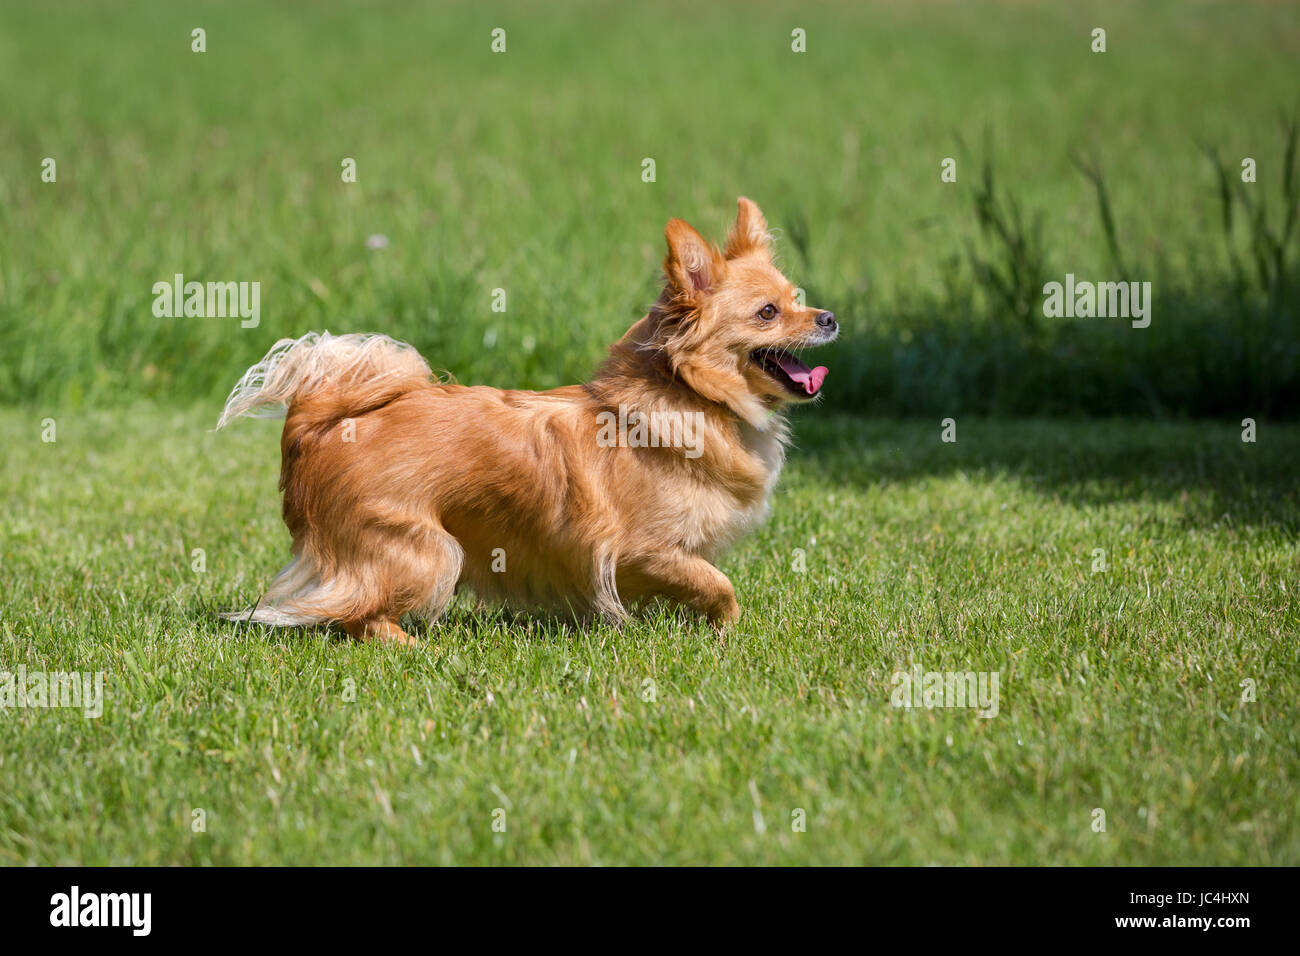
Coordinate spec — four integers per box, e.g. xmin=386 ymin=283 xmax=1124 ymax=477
xmin=776 ymin=354 xmax=829 ymax=395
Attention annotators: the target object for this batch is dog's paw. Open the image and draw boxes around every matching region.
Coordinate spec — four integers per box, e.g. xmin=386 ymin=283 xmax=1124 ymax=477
xmin=707 ymin=594 xmax=740 ymax=632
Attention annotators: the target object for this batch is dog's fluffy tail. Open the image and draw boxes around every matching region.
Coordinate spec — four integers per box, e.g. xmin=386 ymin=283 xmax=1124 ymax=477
xmin=217 ymin=331 xmax=436 ymax=628
xmin=215 ymin=331 xmax=432 ymax=430
xmin=218 ymin=554 xmax=362 ymax=627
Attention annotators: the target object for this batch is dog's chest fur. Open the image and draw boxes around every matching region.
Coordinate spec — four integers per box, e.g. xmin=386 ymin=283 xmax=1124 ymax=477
xmin=676 ymin=418 xmax=787 ymax=557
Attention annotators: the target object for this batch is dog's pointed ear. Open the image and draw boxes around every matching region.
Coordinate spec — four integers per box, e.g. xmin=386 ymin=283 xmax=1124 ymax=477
xmin=724 ymin=196 xmax=772 ymax=259
xmin=664 ymin=219 xmax=724 ymax=298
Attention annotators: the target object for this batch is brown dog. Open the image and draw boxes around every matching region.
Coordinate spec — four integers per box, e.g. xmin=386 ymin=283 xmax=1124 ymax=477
xmin=218 ymin=198 xmax=836 ymax=644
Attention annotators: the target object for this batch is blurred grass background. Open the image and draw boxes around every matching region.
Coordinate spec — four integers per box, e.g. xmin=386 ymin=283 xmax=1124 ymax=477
xmin=0 ymin=0 xmax=1296 ymax=415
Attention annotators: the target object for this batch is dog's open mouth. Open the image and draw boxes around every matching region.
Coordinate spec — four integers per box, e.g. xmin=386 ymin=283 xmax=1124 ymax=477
xmin=752 ymin=348 xmax=828 ymax=397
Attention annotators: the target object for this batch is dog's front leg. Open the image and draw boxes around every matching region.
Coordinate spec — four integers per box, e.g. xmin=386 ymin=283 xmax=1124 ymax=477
xmin=632 ymin=552 xmax=740 ymax=629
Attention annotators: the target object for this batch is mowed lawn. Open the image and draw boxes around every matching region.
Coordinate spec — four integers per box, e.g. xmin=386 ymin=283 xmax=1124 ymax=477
xmin=1 ymin=406 xmax=1296 ymax=865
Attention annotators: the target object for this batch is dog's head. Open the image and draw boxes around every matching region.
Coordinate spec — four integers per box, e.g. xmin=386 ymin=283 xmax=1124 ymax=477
xmin=628 ymin=197 xmax=837 ymax=427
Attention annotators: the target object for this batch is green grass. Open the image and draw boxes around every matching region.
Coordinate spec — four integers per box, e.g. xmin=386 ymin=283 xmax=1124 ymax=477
xmin=2 ymin=406 xmax=1296 ymax=864
xmin=2 ymin=0 xmax=1298 ymax=865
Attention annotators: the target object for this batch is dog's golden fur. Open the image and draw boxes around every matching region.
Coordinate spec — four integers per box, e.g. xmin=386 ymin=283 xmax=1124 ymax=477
xmin=218 ymin=198 xmax=836 ymax=644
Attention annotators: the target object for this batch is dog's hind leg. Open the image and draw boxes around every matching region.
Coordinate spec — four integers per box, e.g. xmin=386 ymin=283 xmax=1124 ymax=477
xmin=339 ymin=523 xmax=463 ymax=647
xmin=225 ymin=503 xmax=465 ymax=646
xmin=408 ymin=527 xmax=464 ymax=624
xmin=343 ymin=618 xmax=417 ymax=646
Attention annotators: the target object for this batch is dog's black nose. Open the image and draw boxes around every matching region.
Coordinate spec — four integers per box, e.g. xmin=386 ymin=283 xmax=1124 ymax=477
xmin=816 ymin=311 xmax=837 ymax=331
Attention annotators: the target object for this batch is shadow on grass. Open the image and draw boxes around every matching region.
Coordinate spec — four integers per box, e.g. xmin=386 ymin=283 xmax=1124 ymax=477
xmin=812 ymin=281 xmax=1299 ymax=422
xmin=792 ymin=413 xmax=1300 ymax=534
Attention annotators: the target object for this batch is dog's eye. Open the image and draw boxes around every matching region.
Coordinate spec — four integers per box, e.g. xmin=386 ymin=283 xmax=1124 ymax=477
xmin=758 ymin=304 xmax=778 ymax=320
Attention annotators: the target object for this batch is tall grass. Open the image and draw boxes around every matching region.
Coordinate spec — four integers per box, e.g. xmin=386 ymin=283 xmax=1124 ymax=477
xmin=824 ymin=113 xmax=1300 ymax=417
